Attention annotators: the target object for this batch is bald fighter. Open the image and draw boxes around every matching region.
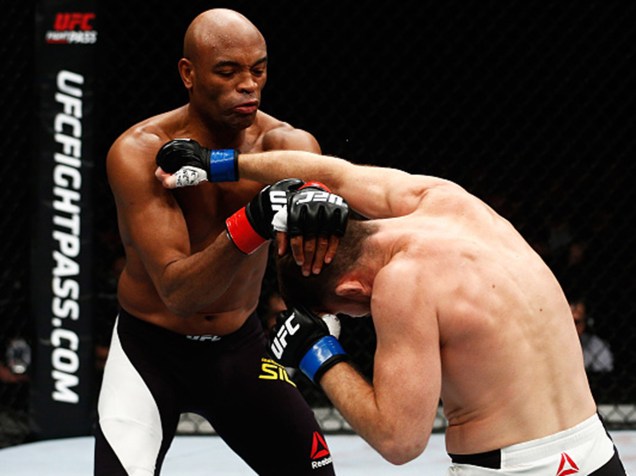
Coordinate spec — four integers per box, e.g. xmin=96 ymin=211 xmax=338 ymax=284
xmin=156 ymin=146 xmax=628 ymax=475
xmin=97 ymin=9 xmax=339 ymax=475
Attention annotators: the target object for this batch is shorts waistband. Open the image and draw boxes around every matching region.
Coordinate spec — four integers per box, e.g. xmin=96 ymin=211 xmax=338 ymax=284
xmin=449 ymin=449 xmax=500 ymax=469
xmin=117 ymin=307 xmax=262 ymax=347
xmin=449 ymin=413 xmax=604 ymax=469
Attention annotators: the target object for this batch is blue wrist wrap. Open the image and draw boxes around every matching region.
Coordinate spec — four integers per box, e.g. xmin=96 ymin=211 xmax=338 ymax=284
xmin=299 ymin=335 xmax=347 ymax=383
xmin=208 ymin=149 xmax=238 ymax=182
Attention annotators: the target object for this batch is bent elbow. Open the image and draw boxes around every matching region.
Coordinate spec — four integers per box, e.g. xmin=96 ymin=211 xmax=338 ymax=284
xmin=159 ymin=286 xmax=195 ymax=317
xmin=157 ymin=271 xmax=198 ymax=317
xmin=382 ymin=447 xmax=426 ymax=466
xmin=160 ymin=291 xmax=198 ymax=317
xmin=376 ymin=436 xmax=428 ymax=466
xmin=163 ymin=301 xmax=192 ymax=318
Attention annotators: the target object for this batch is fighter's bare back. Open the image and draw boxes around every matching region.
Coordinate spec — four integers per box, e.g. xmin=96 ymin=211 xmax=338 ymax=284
xmin=365 ymin=186 xmax=597 ymax=454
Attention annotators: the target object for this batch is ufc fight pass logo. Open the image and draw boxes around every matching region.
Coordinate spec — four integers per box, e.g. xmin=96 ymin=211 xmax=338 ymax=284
xmin=270 ymin=314 xmax=300 ymax=359
xmin=45 ymin=12 xmax=98 ymax=44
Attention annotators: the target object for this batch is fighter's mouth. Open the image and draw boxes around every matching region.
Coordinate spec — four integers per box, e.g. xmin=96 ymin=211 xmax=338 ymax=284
xmin=233 ymin=101 xmax=259 ymax=114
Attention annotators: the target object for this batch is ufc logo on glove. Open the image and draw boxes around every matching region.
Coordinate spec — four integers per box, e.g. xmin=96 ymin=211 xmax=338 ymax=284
xmin=295 ymin=190 xmax=345 ymax=206
xmin=269 ymin=190 xmax=288 ymax=211
xmin=271 ymin=314 xmax=301 ymax=359
xmin=268 ymin=307 xmax=349 ymax=385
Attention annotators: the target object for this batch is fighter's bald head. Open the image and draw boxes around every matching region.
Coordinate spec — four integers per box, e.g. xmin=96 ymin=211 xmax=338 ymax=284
xmin=183 ymin=8 xmax=265 ymax=61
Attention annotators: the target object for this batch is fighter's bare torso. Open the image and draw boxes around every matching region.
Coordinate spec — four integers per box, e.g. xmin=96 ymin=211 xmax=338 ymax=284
xmin=367 ymin=186 xmax=597 ymax=454
xmin=107 ymin=106 xmax=313 ymax=336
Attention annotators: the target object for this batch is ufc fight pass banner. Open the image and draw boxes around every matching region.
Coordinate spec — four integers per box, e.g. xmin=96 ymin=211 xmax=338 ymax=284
xmin=32 ymin=1 xmax=97 ymax=438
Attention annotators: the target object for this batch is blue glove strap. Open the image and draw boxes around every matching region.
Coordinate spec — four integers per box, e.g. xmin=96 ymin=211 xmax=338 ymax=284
xmin=208 ymin=149 xmax=238 ymax=182
xmin=299 ymin=336 xmax=346 ymax=383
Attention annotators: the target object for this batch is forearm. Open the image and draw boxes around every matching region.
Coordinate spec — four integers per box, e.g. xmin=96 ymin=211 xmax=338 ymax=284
xmin=238 ymin=151 xmax=376 ymax=215
xmin=320 ymin=363 xmax=426 ymax=465
xmin=238 ymin=150 xmax=345 ymax=190
xmin=156 ymin=140 xmax=417 ymax=218
xmin=267 ymin=305 xmax=431 ymax=463
xmin=155 ymin=233 xmax=253 ymax=316
xmin=237 ymin=150 xmax=419 ymax=219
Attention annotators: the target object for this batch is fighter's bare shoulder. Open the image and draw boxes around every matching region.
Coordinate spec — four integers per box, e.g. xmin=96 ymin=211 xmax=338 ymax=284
xmin=407 ymin=176 xmax=479 ymax=215
xmin=108 ymin=111 xmax=178 ymax=172
xmin=113 ymin=111 xmax=176 ymax=155
xmin=106 ymin=114 xmax=184 ymax=197
xmin=372 ymin=255 xmax=440 ymax=331
xmin=257 ymin=111 xmax=320 ymax=152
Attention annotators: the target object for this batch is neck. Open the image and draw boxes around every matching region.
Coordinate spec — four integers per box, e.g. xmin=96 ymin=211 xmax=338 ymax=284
xmin=185 ymin=104 xmax=248 ymax=148
xmin=345 ymin=231 xmax=387 ymax=290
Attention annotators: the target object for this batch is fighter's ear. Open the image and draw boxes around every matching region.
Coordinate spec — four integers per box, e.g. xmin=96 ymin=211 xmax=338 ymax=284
xmin=178 ymin=57 xmax=194 ymax=90
xmin=335 ymin=279 xmax=367 ymax=298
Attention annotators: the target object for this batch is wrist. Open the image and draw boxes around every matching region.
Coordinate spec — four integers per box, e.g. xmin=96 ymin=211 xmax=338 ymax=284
xmin=301 ymin=180 xmax=331 ymax=192
xmin=225 ymin=207 xmax=267 ymax=254
xmin=299 ymin=335 xmax=348 ymax=384
xmin=208 ymin=149 xmax=239 ymax=182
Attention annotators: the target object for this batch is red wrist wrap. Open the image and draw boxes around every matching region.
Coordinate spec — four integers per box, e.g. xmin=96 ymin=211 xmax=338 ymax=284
xmin=301 ymin=181 xmax=331 ymax=192
xmin=225 ymin=207 xmax=266 ymax=254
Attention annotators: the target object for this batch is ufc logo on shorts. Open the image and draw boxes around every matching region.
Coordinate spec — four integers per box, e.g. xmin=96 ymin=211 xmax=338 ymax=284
xmin=186 ymin=334 xmax=221 ymax=342
xmin=269 ymin=190 xmax=288 ymax=211
xmin=270 ymin=314 xmax=300 ymax=359
xmin=296 ymin=190 xmax=344 ymax=206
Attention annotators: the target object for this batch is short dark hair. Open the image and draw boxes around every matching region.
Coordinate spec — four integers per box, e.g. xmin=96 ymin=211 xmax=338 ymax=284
xmin=276 ymin=219 xmax=375 ymax=311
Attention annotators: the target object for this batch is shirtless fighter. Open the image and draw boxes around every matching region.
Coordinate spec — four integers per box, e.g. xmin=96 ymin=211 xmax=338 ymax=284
xmin=97 ymin=9 xmax=341 ymax=475
xmin=156 ymin=145 xmax=628 ymax=475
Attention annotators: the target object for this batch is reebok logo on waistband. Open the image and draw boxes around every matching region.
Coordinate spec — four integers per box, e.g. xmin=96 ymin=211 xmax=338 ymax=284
xmin=556 ymin=452 xmax=579 ymax=476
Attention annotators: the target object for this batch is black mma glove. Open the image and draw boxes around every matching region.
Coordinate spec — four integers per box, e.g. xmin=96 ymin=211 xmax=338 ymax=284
xmin=269 ymin=306 xmax=349 ymax=385
xmin=156 ymin=138 xmax=239 ymax=184
xmin=226 ymin=179 xmax=304 ymax=254
xmin=287 ymin=181 xmax=349 ymax=238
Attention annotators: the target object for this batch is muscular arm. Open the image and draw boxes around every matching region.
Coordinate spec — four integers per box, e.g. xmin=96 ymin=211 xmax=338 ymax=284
xmin=320 ymin=263 xmax=442 ymax=464
xmin=236 ymin=150 xmax=455 ymax=219
xmin=108 ymin=134 xmax=247 ymax=316
xmin=112 ymin=126 xmax=321 ymax=316
xmin=155 ymin=135 xmax=454 ymax=274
